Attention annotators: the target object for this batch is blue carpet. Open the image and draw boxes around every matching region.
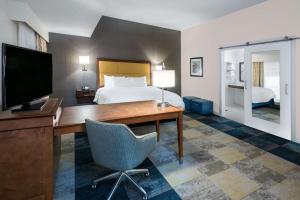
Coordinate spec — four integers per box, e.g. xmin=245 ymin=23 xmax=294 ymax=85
xmin=185 ymin=112 xmax=300 ymax=166
xmin=75 ymin=133 xmax=181 ymax=200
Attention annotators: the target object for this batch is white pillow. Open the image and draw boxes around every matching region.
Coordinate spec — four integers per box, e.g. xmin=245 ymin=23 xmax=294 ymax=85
xmin=113 ymin=76 xmax=147 ymax=87
xmin=104 ymin=75 xmax=114 ymax=88
xmin=104 ymin=76 xmax=125 ymax=88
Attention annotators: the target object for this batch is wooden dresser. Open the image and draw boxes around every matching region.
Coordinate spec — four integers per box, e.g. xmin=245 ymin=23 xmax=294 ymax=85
xmin=0 ymin=98 xmax=62 ymax=200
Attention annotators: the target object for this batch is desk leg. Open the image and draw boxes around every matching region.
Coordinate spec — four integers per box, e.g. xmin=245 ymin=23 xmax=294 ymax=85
xmin=177 ymin=112 xmax=183 ymax=160
xmin=156 ymin=120 xmax=160 ymax=142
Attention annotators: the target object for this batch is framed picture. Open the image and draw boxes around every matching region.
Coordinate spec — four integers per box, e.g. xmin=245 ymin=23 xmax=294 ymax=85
xmin=239 ymin=62 xmax=245 ymax=82
xmin=190 ymin=57 xmax=203 ymax=77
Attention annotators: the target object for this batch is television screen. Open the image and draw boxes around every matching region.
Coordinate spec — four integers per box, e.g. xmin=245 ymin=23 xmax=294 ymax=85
xmin=2 ymin=44 xmax=53 ymax=110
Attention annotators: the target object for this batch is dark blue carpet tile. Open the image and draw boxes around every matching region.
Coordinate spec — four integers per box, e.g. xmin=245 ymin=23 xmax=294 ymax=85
xmin=150 ymin=190 xmax=182 ymax=200
xmin=184 ymin=111 xmax=204 ymax=119
xmin=226 ymin=129 xmax=253 ymax=140
xmin=196 ymin=114 xmax=242 ymax=130
xmin=75 ymin=132 xmax=90 ymax=139
xmin=75 ymin=133 xmax=93 ymax=165
xmin=75 ymin=133 xmax=181 ymax=200
xmin=222 ymin=121 xmax=243 ymax=128
xmin=269 ymin=147 xmax=300 ymax=165
xmin=257 ymin=134 xmax=289 ymax=146
xmin=76 ymin=180 xmax=130 ymax=200
xmin=196 ymin=117 xmax=217 ymax=125
xmin=236 ymin=126 xmax=266 ymax=137
xmin=208 ymin=115 xmax=230 ymax=123
xmin=208 ymin=123 xmax=235 ymax=132
xmin=283 ymin=142 xmax=300 ymax=154
xmin=244 ymin=136 xmax=279 ymax=151
xmin=75 ymin=147 xmax=94 ymax=165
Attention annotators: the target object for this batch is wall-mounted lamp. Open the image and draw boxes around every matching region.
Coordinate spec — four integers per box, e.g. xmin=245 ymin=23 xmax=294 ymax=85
xmin=153 ymin=62 xmax=166 ymax=71
xmin=154 ymin=65 xmax=163 ymax=71
xmin=79 ymin=56 xmax=90 ymax=92
xmin=79 ymin=56 xmax=90 ymax=71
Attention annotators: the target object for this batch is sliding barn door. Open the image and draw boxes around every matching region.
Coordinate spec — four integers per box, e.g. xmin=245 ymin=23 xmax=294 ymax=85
xmin=244 ymin=41 xmax=291 ymax=140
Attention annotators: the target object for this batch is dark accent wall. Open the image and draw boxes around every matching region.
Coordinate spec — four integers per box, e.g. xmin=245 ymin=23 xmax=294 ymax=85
xmin=49 ymin=16 xmax=181 ymax=106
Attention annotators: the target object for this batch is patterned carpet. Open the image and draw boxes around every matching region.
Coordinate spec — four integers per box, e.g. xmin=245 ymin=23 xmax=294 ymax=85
xmin=54 ymin=112 xmax=300 ymax=200
xmin=74 ymin=133 xmax=181 ymax=200
xmin=186 ymin=112 xmax=300 ymax=166
xmin=252 ymin=107 xmax=280 ymax=124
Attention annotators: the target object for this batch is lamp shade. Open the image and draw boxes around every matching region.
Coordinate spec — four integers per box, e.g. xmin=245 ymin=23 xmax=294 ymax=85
xmin=153 ymin=65 xmax=163 ymax=71
xmin=79 ymin=56 xmax=90 ymax=65
xmin=152 ymin=70 xmax=175 ymax=88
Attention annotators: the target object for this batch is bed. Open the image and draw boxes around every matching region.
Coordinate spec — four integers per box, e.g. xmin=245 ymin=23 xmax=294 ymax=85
xmin=93 ymin=59 xmax=185 ymax=108
xmin=252 ymin=87 xmax=276 ymax=108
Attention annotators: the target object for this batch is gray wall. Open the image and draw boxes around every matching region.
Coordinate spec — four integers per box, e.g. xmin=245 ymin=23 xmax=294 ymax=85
xmin=49 ymin=16 xmax=181 ymax=106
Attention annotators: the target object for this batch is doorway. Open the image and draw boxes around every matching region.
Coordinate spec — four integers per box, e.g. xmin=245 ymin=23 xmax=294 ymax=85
xmin=220 ymin=48 xmax=245 ymax=124
xmin=221 ymin=41 xmax=292 ymax=140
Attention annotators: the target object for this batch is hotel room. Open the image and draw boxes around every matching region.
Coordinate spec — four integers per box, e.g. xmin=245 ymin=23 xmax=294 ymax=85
xmin=0 ymin=0 xmax=300 ymax=200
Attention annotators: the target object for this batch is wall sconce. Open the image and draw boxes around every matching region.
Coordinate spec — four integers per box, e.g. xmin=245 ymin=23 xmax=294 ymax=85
xmin=79 ymin=56 xmax=90 ymax=92
xmin=79 ymin=56 xmax=90 ymax=71
xmin=153 ymin=62 xmax=166 ymax=71
xmin=154 ymin=65 xmax=163 ymax=71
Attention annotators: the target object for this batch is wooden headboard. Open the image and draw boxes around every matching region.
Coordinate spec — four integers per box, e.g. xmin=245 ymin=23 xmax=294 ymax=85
xmin=97 ymin=59 xmax=152 ymax=88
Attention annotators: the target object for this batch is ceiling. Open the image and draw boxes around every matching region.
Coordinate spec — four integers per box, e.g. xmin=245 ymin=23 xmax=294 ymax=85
xmin=19 ymin=0 xmax=266 ymax=37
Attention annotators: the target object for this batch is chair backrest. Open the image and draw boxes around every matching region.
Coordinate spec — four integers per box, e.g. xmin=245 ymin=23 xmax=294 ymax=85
xmin=85 ymin=119 xmax=138 ymax=171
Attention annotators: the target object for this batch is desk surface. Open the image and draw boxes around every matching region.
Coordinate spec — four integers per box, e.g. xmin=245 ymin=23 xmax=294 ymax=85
xmin=55 ymin=100 xmax=183 ymax=133
xmin=0 ymin=98 xmax=62 ymax=121
xmin=54 ymin=100 xmax=184 ymax=159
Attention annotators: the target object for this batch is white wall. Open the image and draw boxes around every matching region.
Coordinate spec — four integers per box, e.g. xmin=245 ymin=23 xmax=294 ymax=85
xmin=181 ymin=0 xmax=300 ymax=142
xmin=6 ymin=0 xmax=49 ymax=41
xmin=0 ymin=0 xmax=17 ymax=48
xmin=0 ymin=0 xmax=18 ymax=106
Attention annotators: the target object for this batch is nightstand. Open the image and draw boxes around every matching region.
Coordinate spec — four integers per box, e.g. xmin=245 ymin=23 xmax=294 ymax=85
xmin=76 ymin=90 xmax=96 ymax=104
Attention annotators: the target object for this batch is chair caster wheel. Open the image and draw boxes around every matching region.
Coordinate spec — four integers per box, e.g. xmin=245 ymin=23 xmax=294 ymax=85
xmin=91 ymin=184 xmax=97 ymax=189
xmin=145 ymin=172 xmax=150 ymax=177
xmin=143 ymin=195 xmax=148 ymax=200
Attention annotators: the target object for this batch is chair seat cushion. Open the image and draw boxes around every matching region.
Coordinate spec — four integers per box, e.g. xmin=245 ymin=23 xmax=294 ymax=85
xmin=191 ymin=98 xmax=213 ymax=115
xmin=183 ymin=96 xmax=198 ymax=110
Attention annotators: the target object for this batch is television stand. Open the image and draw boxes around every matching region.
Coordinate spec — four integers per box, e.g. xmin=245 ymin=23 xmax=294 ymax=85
xmin=0 ymin=98 xmax=62 ymax=200
xmin=12 ymin=101 xmax=46 ymax=112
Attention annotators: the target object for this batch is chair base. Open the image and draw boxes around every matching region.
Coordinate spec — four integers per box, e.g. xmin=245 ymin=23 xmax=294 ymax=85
xmin=92 ymin=169 xmax=149 ymax=200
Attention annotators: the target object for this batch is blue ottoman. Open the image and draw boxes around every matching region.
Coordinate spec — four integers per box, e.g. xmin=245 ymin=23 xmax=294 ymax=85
xmin=183 ymin=96 xmax=198 ymax=111
xmin=191 ymin=98 xmax=213 ymax=115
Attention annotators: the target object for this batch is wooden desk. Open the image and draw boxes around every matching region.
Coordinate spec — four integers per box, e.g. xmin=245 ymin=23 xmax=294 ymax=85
xmin=55 ymin=101 xmax=184 ymax=159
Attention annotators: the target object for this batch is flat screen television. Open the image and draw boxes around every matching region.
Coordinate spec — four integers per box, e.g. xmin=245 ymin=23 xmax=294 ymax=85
xmin=2 ymin=44 xmax=53 ymax=111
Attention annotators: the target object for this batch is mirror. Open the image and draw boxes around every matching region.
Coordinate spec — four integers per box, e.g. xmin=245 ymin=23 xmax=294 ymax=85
xmin=251 ymin=51 xmax=280 ymax=124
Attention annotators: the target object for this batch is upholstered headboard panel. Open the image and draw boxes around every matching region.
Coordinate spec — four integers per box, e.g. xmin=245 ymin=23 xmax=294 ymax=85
xmin=97 ymin=59 xmax=152 ymax=88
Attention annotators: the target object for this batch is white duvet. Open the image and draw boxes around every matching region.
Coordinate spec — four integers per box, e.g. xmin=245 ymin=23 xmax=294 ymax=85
xmin=252 ymin=87 xmax=276 ymax=103
xmin=94 ymin=86 xmax=185 ymax=108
